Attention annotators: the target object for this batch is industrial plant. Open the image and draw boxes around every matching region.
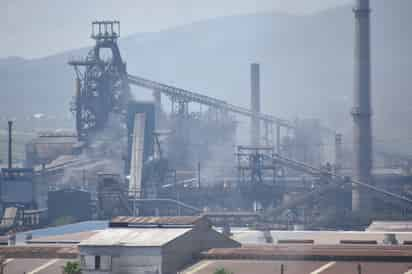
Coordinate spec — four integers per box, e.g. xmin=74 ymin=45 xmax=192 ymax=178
xmin=1 ymin=0 xmax=412 ymax=273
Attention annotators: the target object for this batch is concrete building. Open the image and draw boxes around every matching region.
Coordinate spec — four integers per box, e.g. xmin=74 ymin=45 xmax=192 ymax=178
xmin=78 ymin=216 xmax=240 ymax=274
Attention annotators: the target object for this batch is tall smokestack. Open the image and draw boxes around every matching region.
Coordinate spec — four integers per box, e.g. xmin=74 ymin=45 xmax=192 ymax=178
xmin=251 ymin=63 xmax=261 ymax=146
xmin=8 ymin=121 xmax=13 ymax=169
xmin=352 ymin=0 xmax=372 ymax=212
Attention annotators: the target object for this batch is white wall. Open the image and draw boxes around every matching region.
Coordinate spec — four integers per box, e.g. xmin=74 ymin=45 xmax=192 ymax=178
xmin=80 ymin=246 xmax=162 ymax=274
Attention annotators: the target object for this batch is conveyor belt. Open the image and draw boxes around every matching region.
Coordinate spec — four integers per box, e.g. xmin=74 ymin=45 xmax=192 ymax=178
xmin=128 ymin=74 xmax=293 ymax=128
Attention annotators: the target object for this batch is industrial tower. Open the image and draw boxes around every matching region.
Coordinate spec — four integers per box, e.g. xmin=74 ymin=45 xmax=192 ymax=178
xmin=69 ymin=21 xmax=131 ymax=141
xmin=352 ymin=0 xmax=373 ymax=212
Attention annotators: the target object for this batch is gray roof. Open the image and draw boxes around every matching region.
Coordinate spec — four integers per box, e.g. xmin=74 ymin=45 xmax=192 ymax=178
xmin=2 ymin=258 xmax=74 ymax=274
xmin=27 ymin=231 xmax=99 ymax=245
xmin=79 ymin=228 xmax=191 ymax=247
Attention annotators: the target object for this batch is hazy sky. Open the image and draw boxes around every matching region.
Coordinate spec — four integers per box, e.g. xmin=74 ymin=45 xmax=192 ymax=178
xmin=2 ymin=0 xmax=352 ymax=59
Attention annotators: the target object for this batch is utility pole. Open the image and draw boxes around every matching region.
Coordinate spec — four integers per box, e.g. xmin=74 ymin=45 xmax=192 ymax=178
xmin=197 ymin=161 xmax=201 ymax=189
xmin=8 ymin=121 xmax=13 ymax=169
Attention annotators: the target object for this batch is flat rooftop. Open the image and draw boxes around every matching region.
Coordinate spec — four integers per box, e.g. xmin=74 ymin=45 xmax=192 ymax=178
xmin=231 ymin=229 xmax=412 ymax=245
xmin=186 ymin=244 xmax=412 ymax=274
xmin=80 ymin=227 xmax=192 ymax=247
xmin=1 ymin=258 xmax=75 ymax=274
xmin=0 ymin=245 xmax=78 ymax=259
xmin=182 ymin=260 xmax=412 ymax=274
xmin=203 ymin=245 xmax=412 ymax=261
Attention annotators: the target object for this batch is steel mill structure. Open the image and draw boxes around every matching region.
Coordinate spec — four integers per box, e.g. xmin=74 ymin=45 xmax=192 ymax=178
xmin=2 ymin=0 xmax=412 ymax=234
xmin=69 ymin=21 xmax=131 ymax=141
xmin=62 ymin=17 xmax=412 ymax=227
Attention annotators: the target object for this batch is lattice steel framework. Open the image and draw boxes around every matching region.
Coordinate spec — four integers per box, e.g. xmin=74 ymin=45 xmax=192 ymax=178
xmin=69 ymin=21 xmax=131 ymax=141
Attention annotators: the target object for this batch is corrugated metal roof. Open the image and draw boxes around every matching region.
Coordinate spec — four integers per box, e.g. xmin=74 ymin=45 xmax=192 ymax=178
xmin=182 ymin=260 xmax=412 ymax=274
xmin=202 ymin=245 xmax=412 ymax=260
xmin=79 ymin=228 xmax=191 ymax=247
xmin=110 ymin=216 xmax=204 ymax=226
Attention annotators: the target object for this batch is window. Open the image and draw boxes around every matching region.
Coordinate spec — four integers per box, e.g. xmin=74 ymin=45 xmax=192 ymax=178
xmin=80 ymin=255 xmax=111 ymax=271
xmin=95 ymin=255 xmax=101 ymax=270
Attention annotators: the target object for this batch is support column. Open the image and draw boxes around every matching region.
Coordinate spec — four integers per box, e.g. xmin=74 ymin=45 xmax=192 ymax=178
xmin=264 ymin=121 xmax=269 ymax=146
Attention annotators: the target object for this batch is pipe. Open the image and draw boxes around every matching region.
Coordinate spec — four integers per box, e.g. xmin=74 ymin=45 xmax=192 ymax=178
xmin=352 ymin=0 xmax=372 ymax=212
xmin=250 ymin=63 xmax=261 ymax=146
xmin=8 ymin=121 xmax=12 ymax=169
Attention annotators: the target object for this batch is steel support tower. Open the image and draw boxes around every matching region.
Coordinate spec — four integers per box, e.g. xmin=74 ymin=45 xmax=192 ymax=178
xmin=69 ymin=21 xmax=131 ymax=141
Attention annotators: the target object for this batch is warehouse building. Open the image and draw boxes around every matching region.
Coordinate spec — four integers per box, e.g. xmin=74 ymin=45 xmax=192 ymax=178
xmin=48 ymin=189 xmax=92 ymax=224
xmin=78 ymin=216 xmax=240 ymax=274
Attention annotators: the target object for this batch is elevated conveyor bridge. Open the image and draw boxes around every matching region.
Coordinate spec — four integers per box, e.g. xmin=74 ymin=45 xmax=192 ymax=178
xmin=128 ymin=74 xmax=293 ymax=129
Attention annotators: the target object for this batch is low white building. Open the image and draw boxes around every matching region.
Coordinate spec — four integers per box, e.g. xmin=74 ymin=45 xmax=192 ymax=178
xmin=79 ymin=216 xmax=240 ymax=274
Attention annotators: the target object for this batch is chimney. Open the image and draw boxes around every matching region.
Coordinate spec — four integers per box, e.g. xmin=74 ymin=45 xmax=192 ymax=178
xmin=352 ymin=0 xmax=373 ymax=212
xmin=250 ymin=63 xmax=261 ymax=146
xmin=8 ymin=121 xmax=13 ymax=169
